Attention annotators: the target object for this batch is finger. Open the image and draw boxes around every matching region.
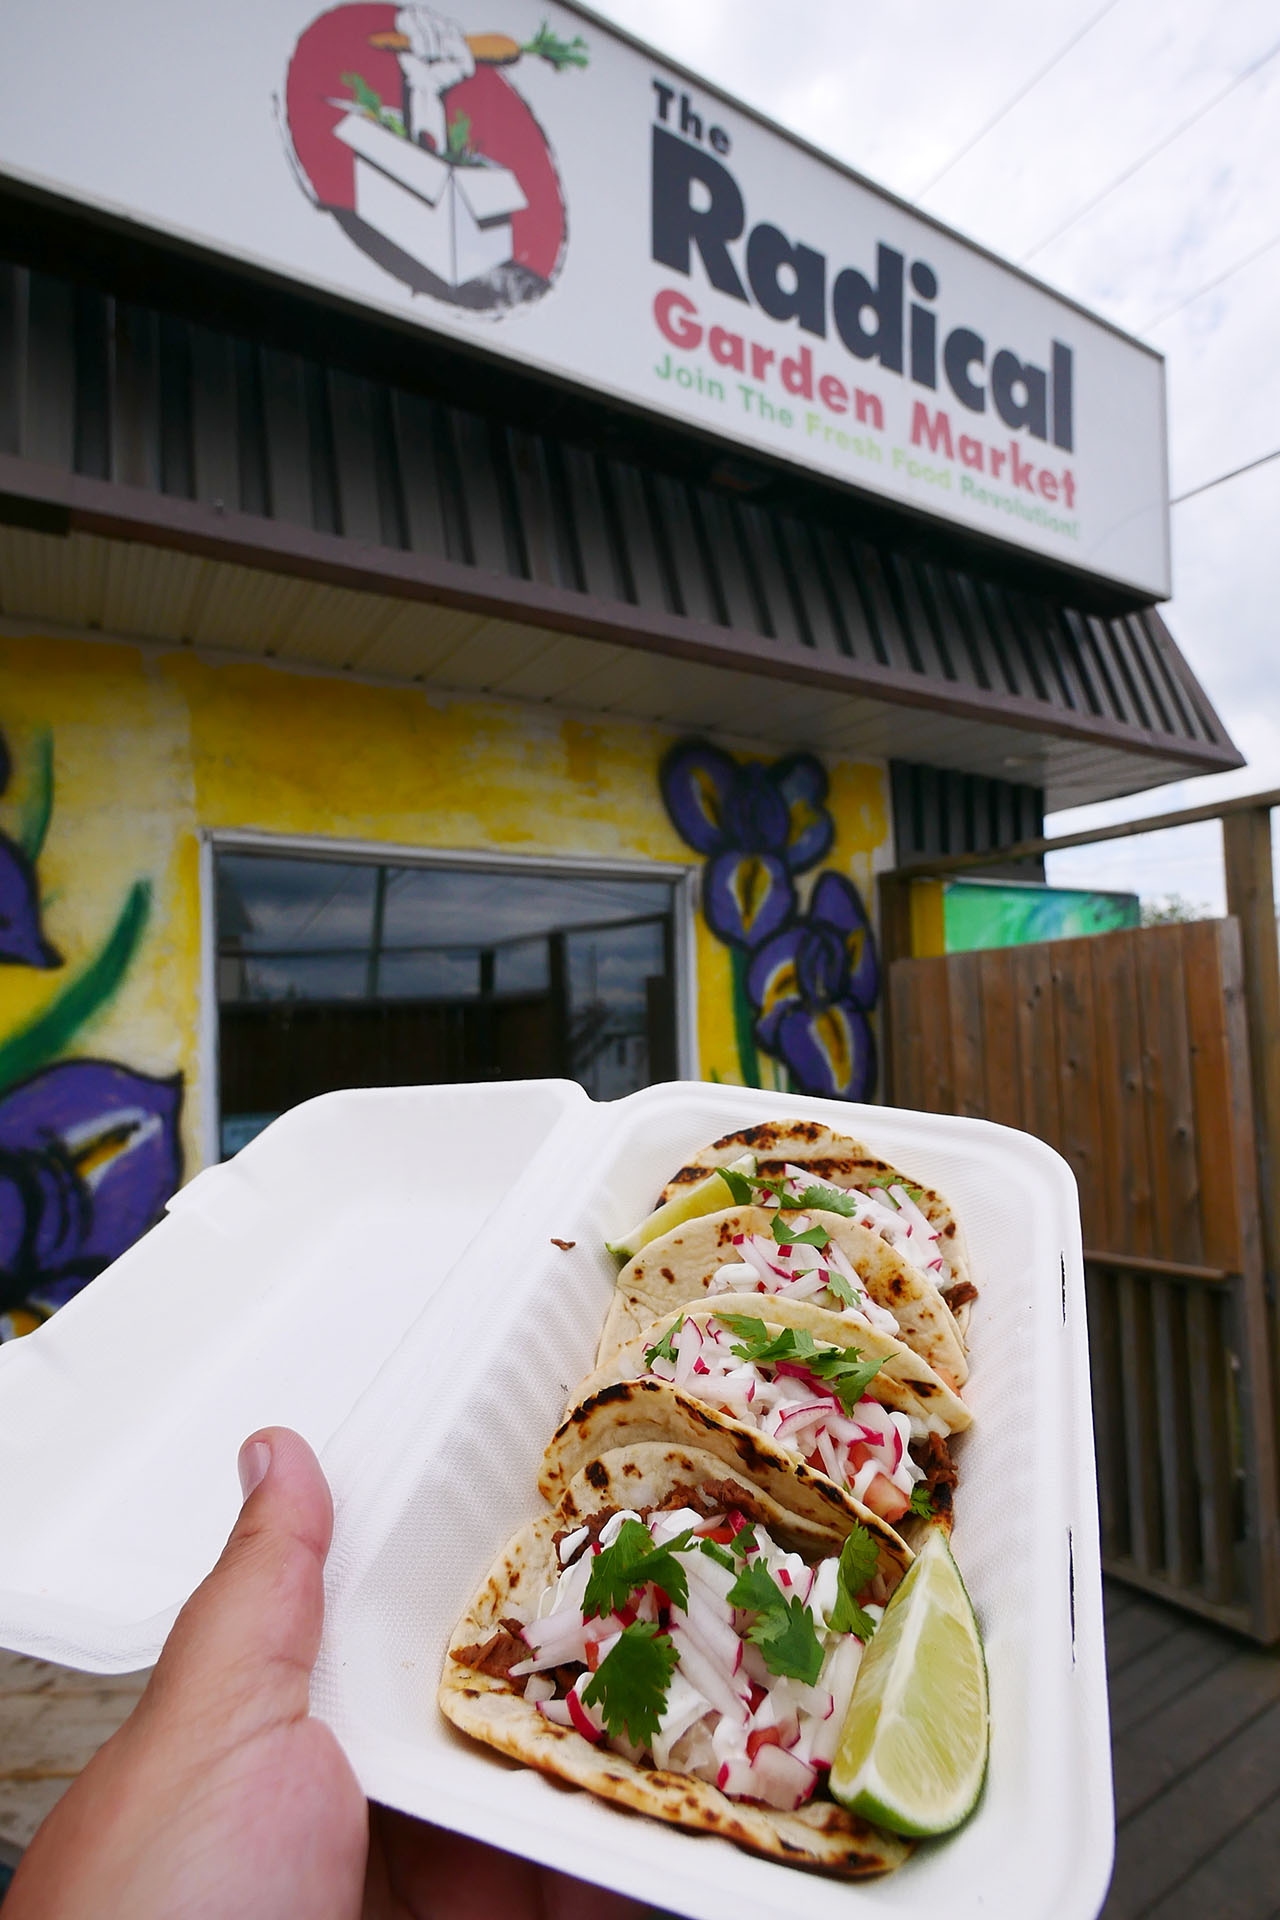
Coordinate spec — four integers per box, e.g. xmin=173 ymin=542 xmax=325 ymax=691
xmin=141 ymin=1426 xmax=333 ymax=1747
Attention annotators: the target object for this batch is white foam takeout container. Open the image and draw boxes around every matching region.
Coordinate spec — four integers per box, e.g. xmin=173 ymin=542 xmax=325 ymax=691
xmin=0 ymin=1079 xmax=1112 ymax=1918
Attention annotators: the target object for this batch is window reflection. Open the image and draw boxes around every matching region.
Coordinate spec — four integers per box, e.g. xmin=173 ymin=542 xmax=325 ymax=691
xmin=216 ymin=852 xmax=680 ymax=1154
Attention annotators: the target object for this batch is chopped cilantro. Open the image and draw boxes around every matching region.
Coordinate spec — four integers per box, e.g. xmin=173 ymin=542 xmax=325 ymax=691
xmin=755 ymin=1593 xmax=826 ymax=1684
xmin=858 ymin=1173 xmax=928 ymax=1205
xmin=716 ymin=1166 xmax=755 ymax=1206
xmin=824 ymin=1268 xmax=859 ymax=1311
xmin=771 ymin=1215 xmax=830 ymax=1249
xmin=643 ymin=1316 xmax=684 ymax=1368
xmin=699 ymin=1538 xmax=737 ymax=1573
xmin=726 ymin=1560 xmax=782 ymax=1614
xmin=795 ymin=1182 xmax=859 ymax=1216
xmin=908 ymin=1483 xmax=934 ymax=1518
xmin=829 ymin=1525 xmax=880 ymax=1640
xmin=727 ymin=1561 xmax=824 ymax=1683
xmin=582 ymin=1519 xmax=693 ymax=1620
xmin=714 ymin=1313 xmax=884 ymax=1417
xmin=714 ymin=1310 xmax=770 ymax=1348
xmin=808 ymin=1346 xmax=885 ymax=1416
xmin=581 ymin=1622 xmax=676 ymax=1747
xmin=731 ymin=1523 xmax=758 ymax=1558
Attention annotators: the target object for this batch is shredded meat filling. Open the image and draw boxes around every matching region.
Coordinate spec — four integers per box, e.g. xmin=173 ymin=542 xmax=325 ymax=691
xmin=451 ymin=1616 xmax=530 ymax=1679
xmin=941 ymin=1279 xmax=979 ymax=1312
xmin=910 ymin=1432 xmax=959 ymax=1519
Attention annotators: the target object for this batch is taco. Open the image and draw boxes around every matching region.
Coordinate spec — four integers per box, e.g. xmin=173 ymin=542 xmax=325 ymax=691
xmin=545 ymin=1298 xmax=966 ymax=1533
xmin=439 ymin=1442 xmax=912 ymax=1876
xmin=599 ymin=1203 xmax=969 ymax=1387
xmin=658 ymin=1122 xmax=979 ymax=1335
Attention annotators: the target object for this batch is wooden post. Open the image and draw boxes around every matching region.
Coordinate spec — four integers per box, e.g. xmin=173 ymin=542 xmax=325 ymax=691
xmin=877 ymin=873 xmax=914 ymax=1104
xmin=1222 ymin=806 xmax=1280 ymax=1549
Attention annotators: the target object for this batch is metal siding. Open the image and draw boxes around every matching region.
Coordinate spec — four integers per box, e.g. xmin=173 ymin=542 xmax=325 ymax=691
xmin=157 ymin=313 xmax=195 ymax=500
xmin=188 ymin=326 xmax=240 ymax=509
xmin=72 ymin=286 xmax=113 ymax=482
xmin=24 ymin=272 xmax=75 ymax=469
xmin=258 ymin=348 xmax=313 ymax=528
xmin=112 ymin=302 xmax=160 ymax=492
xmin=387 ymin=388 xmax=449 ymax=561
xmin=0 ymin=265 xmax=27 ymax=458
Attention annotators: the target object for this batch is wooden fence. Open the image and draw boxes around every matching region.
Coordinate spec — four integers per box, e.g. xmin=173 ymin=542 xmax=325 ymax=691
xmin=880 ymin=792 xmax=1280 ymax=1642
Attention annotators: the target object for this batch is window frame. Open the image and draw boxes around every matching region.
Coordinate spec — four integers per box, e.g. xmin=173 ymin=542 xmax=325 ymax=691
xmin=198 ymin=827 xmax=700 ymax=1165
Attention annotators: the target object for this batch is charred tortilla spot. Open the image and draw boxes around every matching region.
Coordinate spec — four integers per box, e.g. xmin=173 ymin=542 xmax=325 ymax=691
xmin=585 ymin=1460 xmax=609 ymax=1490
xmin=661 ymin=1267 xmax=676 ymax=1281
xmin=622 ymin=1462 xmax=640 ymax=1477
xmin=915 ymin=1379 xmax=937 ymax=1395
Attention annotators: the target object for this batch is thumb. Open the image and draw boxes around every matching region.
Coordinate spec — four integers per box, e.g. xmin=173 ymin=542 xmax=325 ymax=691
xmin=140 ymin=1426 xmax=333 ymax=1748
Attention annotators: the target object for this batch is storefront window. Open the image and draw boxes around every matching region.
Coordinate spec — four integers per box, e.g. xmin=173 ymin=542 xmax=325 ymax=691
xmin=215 ymin=851 xmax=680 ymax=1157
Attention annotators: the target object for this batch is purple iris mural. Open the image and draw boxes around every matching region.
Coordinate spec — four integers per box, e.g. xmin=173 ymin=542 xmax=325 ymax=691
xmin=746 ymin=873 xmax=879 ymax=1102
xmin=0 ymin=723 xmax=184 ymax=1340
xmin=660 ymin=738 xmax=879 ymax=1101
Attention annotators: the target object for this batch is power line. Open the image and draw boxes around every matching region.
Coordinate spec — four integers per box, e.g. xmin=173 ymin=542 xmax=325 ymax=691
xmin=1021 ymin=34 xmax=1280 ymax=263
xmin=911 ymin=0 xmax=1124 ymax=200
xmin=1139 ymin=226 xmax=1280 ymax=331
xmin=1171 ymin=446 xmax=1280 ymax=505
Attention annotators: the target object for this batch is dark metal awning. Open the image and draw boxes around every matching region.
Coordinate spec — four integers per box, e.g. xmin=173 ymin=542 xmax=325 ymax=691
xmin=0 ymin=243 xmax=1243 ymax=810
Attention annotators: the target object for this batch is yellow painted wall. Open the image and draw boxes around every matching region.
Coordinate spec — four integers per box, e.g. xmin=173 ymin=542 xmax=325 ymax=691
xmin=1 ymin=629 xmax=891 ymax=1318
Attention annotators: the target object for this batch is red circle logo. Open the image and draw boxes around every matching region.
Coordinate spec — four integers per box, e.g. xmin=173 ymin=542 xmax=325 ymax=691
xmin=283 ymin=6 xmax=587 ymax=313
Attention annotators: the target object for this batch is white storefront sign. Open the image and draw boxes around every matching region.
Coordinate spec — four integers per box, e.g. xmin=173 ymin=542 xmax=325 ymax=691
xmin=0 ymin=0 xmax=1171 ymax=597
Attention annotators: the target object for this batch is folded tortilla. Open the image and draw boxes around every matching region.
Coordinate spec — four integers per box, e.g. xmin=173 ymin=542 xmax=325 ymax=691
xmin=440 ymin=1442 xmax=912 ymax=1877
xmin=600 ymin=1203 xmax=969 ymax=1386
xmin=588 ymin=1293 xmax=970 ymax=1438
xmin=541 ymin=1295 xmax=964 ymax=1564
xmin=659 ymin=1121 xmax=977 ymax=1333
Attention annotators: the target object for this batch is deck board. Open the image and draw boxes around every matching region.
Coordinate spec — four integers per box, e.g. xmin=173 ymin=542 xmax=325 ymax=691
xmin=1101 ymin=1582 xmax=1280 ymax=1919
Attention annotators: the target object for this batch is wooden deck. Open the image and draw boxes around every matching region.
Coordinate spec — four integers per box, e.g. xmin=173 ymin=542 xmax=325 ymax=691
xmin=1102 ymin=1580 xmax=1280 ymax=1918
xmin=1 ymin=1580 xmax=1278 ymax=1912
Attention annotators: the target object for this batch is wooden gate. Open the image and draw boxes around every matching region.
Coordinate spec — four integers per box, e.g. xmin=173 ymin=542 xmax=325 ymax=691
xmin=890 ymin=917 xmax=1280 ymax=1641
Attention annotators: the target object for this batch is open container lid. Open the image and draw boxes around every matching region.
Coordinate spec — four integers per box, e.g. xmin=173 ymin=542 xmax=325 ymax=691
xmin=0 ymin=1079 xmax=1113 ymax=1920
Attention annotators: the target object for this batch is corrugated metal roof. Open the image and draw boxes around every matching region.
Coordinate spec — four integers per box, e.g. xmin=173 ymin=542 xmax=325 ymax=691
xmin=0 ymin=255 xmax=1243 ymax=806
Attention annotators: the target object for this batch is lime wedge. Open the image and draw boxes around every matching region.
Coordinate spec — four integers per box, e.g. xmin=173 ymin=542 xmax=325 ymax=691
xmin=829 ymin=1526 xmax=988 ymax=1837
xmin=605 ymin=1153 xmax=756 ymax=1261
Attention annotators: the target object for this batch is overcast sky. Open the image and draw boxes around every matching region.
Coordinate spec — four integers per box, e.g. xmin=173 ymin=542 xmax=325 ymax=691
xmin=594 ymin=0 xmax=1280 ymax=911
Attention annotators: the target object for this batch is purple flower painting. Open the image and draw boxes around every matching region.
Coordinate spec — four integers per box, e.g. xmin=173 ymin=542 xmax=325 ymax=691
xmin=660 ymin=742 xmax=834 ymax=948
xmin=659 ymin=737 xmax=879 ymax=1102
xmin=0 ymin=1061 xmax=183 ymax=1318
xmin=0 ymin=721 xmax=184 ymax=1338
xmin=746 ymin=874 xmax=879 ymax=1100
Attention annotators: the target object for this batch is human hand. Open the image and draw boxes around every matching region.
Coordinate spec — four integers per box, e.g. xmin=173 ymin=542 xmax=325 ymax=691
xmin=5 ymin=1428 xmax=651 ymax=1920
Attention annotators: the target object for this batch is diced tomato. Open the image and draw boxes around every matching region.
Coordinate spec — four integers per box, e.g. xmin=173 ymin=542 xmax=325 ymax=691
xmin=747 ymin=1727 xmax=784 ymax=1760
xmin=859 ymin=1472 xmax=911 ymax=1524
xmin=585 ymin=1639 xmax=602 ymax=1671
xmin=701 ymin=1525 xmax=737 ymax=1544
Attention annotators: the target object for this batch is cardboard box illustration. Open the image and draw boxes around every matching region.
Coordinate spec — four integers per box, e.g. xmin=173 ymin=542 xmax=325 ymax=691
xmin=334 ymin=113 xmax=527 ymax=287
